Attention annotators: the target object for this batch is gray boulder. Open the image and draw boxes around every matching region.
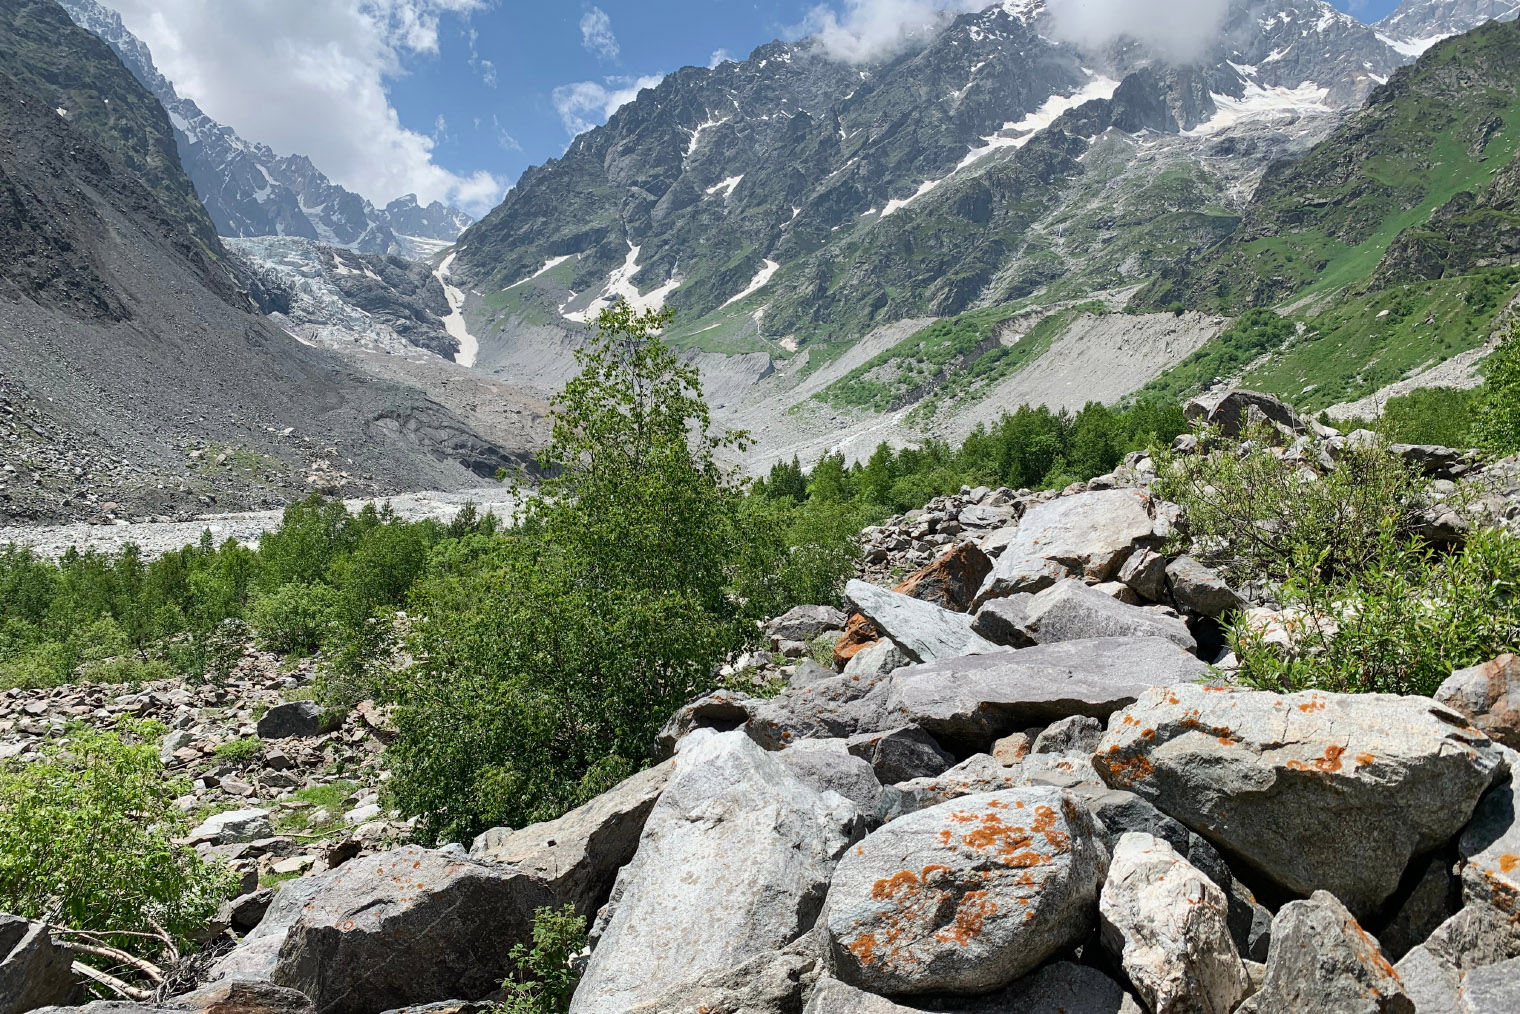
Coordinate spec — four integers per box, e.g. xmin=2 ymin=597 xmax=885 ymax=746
xmin=1096 ymin=684 xmax=1507 ymax=918
xmin=655 ymin=689 xmax=752 ymax=757
xmin=766 ymin=604 xmax=847 ymax=643
xmin=469 ymin=760 xmax=673 ymax=915
xmin=1437 ymin=655 xmax=1520 ymax=750
xmin=802 ymin=978 xmax=907 ymax=1013
xmin=1375 ymin=852 xmax=1459 ymax=962
xmin=1237 ymin=891 xmax=1412 ymax=1014
xmin=189 ymin=808 xmax=272 ymax=845
xmin=1462 ymin=954 xmax=1520 ymax=1013
xmin=843 ymin=637 xmax=910 ymax=678
xmin=1032 ymin=715 xmax=1105 ymax=756
xmin=1099 ymin=833 xmax=1248 ymax=1014
xmin=824 ymin=788 xmax=1108 ymax=995
xmin=1015 ymin=580 xmax=1196 ymax=652
xmin=35 ymin=981 xmax=317 ymax=1014
xmin=1395 ymin=902 xmax=1520 ymax=1014
xmin=212 ymin=846 xmax=552 ymax=1014
xmin=969 ymin=593 xmax=1037 ymax=648
xmin=0 ymin=917 xmax=73 ymax=1014
xmin=1390 ymin=444 xmax=1471 ymax=479
xmin=844 ymin=580 xmax=1004 ymax=663
xmin=804 ymin=963 xmax=1142 ymax=1013
xmin=1120 ymin=548 xmax=1170 ymax=603
xmin=745 ymin=672 xmax=890 ymax=750
xmin=1458 ymin=772 xmax=1519 ymax=914
xmin=779 ymin=739 xmax=883 ymax=816
xmin=570 ymin=732 xmax=860 ymax=1014
xmin=845 ymin=726 xmax=954 ymax=784
xmin=976 ymin=489 xmax=1160 ymax=605
xmin=1184 ymin=390 xmax=1304 ymax=438
xmin=625 ymin=929 xmax=823 ymax=1014
xmin=874 ymin=753 xmax=1022 ymax=822
xmin=255 ymin=701 xmax=337 ymax=739
xmin=879 ymin=637 xmax=1211 ymax=752
xmin=1164 ymin=557 xmax=1242 ymax=618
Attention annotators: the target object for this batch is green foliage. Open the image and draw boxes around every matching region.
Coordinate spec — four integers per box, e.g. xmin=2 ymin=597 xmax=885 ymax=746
xmin=1155 ymin=426 xmax=1429 ymax=588
xmin=383 ymin=303 xmax=773 ymax=844
xmin=246 ymin=582 xmax=343 ymax=655
xmin=1144 ymin=309 xmax=1296 ymax=403
xmin=1474 ymin=325 xmax=1520 ymax=457
xmin=0 ymin=720 xmax=233 ymax=952
xmin=1337 ymin=386 xmax=1483 ymax=448
xmin=1232 ymin=527 xmax=1520 ymax=696
xmin=498 ymin=905 xmax=588 ymax=1014
xmin=214 ymin=737 xmax=263 ymax=764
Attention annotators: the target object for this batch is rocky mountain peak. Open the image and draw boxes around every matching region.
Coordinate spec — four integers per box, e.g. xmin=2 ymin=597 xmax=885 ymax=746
xmin=1379 ymin=0 xmax=1520 ymax=52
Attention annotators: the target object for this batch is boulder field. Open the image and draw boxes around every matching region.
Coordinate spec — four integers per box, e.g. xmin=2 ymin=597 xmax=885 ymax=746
xmin=14 ymin=392 xmax=1520 ymax=1013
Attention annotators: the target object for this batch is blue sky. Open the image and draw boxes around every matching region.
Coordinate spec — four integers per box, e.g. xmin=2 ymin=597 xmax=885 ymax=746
xmin=104 ymin=0 xmax=1409 ymax=217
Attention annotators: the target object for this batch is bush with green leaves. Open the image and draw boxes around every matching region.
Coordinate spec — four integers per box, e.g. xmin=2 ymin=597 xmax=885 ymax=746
xmin=1231 ymin=526 xmax=1520 ymax=696
xmin=1154 ymin=426 xmax=1430 ymax=588
xmin=1474 ymin=324 xmax=1520 ymax=458
xmin=246 ymin=581 xmax=343 ymax=655
xmin=384 ymin=303 xmax=768 ymax=844
xmin=0 ymin=720 xmax=233 ymax=954
xmin=497 ymin=905 xmax=587 ymax=1014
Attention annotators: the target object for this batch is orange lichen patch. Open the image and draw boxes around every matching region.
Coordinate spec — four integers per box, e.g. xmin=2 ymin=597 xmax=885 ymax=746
xmin=1286 ymin=744 xmax=1345 ymax=773
xmin=1142 ymin=728 xmax=1156 ymax=740
xmin=938 ymin=830 xmax=953 ymax=846
xmin=1500 ymin=855 xmax=1519 ymax=875
xmin=872 ymin=870 xmax=923 ymax=901
xmin=935 ymin=890 xmax=996 ymax=946
xmin=848 ymin=933 xmax=878 ymax=966
xmin=1297 ymin=697 xmax=1327 ymax=713
xmin=1355 ymin=753 xmax=1376 ymax=768
xmin=1098 ymin=751 xmax=1155 ymax=787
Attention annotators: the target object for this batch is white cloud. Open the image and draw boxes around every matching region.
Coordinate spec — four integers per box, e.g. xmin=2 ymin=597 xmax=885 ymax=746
xmin=100 ymin=0 xmax=507 ymax=215
xmin=709 ymin=48 xmax=733 ymax=67
xmin=1047 ymin=0 xmax=1229 ymax=63
xmin=792 ymin=0 xmax=984 ymax=63
xmin=580 ymin=6 xmax=619 ymax=60
xmin=552 ymin=73 xmax=665 ymax=136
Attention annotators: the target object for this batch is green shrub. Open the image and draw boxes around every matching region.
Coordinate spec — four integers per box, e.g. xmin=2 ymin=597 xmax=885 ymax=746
xmin=214 ymin=738 xmax=263 ymax=764
xmin=1474 ymin=325 xmax=1520 ymax=458
xmin=0 ymin=720 xmax=233 ymax=953
xmin=1232 ymin=526 xmax=1520 ymax=695
xmin=0 ymin=640 xmax=76 ymax=690
xmin=1154 ymin=425 xmax=1429 ymax=588
xmin=498 ymin=905 xmax=587 ymax=1014
xmin=1337 ymin=386 xmax=1480 ymax=448
xmin=247 ymin=582 xmax=343 ymax=655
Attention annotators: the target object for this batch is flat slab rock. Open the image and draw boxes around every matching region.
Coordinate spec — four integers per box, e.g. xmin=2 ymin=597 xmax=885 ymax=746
xmin=824 ymin=787 xmax=1108 ymax=995
xmin=569 ymin=730 xmax=860 ymax=1014
xmin=1003 ymin=579 xmax=1196 ymax=652
xmin=877 ymin=637 xmax=1211 ymax=753
xmin=844 ymin=579 xmax=1004 ymax=664
xmin=1095 ymin=684 xmax=1508 ymax=918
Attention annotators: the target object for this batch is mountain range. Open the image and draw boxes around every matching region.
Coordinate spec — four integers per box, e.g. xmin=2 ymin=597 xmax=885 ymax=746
xmin=56 ymin=0 xmax=473 ymax=256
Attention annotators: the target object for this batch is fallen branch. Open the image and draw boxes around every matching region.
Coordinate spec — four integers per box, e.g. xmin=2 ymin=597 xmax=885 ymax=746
xmin=71 ymin=961 xmax=152 ymax=1002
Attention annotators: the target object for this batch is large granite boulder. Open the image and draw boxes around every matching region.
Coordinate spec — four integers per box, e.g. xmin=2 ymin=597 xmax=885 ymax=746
xmin=976 ymin=489 xmax=1159 ymax=604
xmin=210 ymin=846 xmax=551 ymax=1014
xmin=878 ymin=637 xmax=1211 ymax=753
xmin=1458 ymin=770 xmax=1520 ymax=914
xmin=779 ymin=739 xmax=884 ymax=817
xmin=893 ymin=542 xmax=993 ymax=612
xmin=823 ymin=788 xmax=1108 ymax=995
xmin=0 ymin=916 xmax=73 ymax=1014
xmin=469 ymin=760 xmax=673 ymax=915
xmin=1437 ymin=655 xmax=1520 ymax=750
xmin=256 ymin=702 xmax=338 ymax=740
xmin=1095 ymin=685 xmax=1508 ymax=917
xmin=1395 ymin=902 xmax=1520 ymax=1014
xmin=1237 ymin=891 xmax=1412 ymax=1014
xmin=1165 ymin=557 xmax=1243 ymax=619
xmin=1099 ymin=833 xmax=1248 ymax=1014
xmin=874 ymin=754 xmax=1023 ymax=822
xmin=1184 ymin=390 xmax=1304 ymax=438
xmin=569 ymin=731 xmax=860 ymax=1014
xmin=33 ymin=982 xmax=315 ymax=1014
xmin=1004 ymin=580 xmax=1196 ymax=652
xmin=804 ymin=963 xmax=1141 ymax=1013
xmin=743 ymin=671 xmax=891 ymax=750
xmin=844 ymin=580 xmax=1003 ymax=663
xmin=765 ymin=605 xmax=847 ymax=643
xmin=845 ymin=726 xmax=954 ymax=784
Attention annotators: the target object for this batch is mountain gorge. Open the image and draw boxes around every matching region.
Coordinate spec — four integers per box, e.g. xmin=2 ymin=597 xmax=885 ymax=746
xmin=56 ymin=0 xmax=473 ymax=257
xmin=0 ymin=0 xmax=540 ymax=525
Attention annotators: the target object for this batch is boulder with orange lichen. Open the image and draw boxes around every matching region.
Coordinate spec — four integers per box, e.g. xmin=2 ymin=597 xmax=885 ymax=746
xmin=1236 ymin=891 xmax=1413 ymax=1014
xmin=822 ymin=787 xmax=1108 ymax=995
xmin=1095 ymin=685 xmax=1509 ymax=919
xmin=1459 ymin=760 xmax=1520 ymax=917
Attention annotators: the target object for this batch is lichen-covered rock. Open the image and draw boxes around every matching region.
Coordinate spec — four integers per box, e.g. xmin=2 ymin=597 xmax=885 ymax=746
xmin=879 ymin=637 xmax=1211 ymax=753
xmin=874 ymin=754 xmax=1022 ymax=822
xmin=469 ymin=760 xmax=673 ymax=915
xmin=843 ymin=637 xmax=910 ymax=678
xmin=1236 ymin=891 xmax=1413 ymax=1014
xmin=844 ymin=580 xmax=1004 ymax=663
xmin=823 ymin=788 xmax=1108 ymax=995
xmin=804 ymin=963 xmax=1142 ymax=1013
xmin=976 ymin=489 xmax=1159 ymax=605
xmin=1393 ymin=902 xmax=1520 ymax=1014
xmin=1099 ymin=833 xmax=1248 ymax=1014
xmin=1095 ymin=685 xmax=1508 ymax=917
xmin=1437 ymin=655 xmax=1520 ymax=750
xmin=1459 ymin=771 xmax=1520 ymax=916
xmin=570 ymin=732 xmax=860 ymax=1014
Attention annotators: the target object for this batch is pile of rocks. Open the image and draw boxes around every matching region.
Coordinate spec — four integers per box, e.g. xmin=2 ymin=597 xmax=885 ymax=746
xmin=12 ymin=387 xmax=1520 ymax=1014
xmin=0 ymin=646 xmax=407 ymax=923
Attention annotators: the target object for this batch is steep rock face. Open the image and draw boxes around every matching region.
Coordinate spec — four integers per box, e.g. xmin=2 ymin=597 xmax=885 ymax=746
xmin=1379 ymin=0 xmax=1520 ymax=51
xmin=452 ymin=0 xmax=1406 ymax=344
xmin=57 ymin=0 xmax=472 ymax=254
